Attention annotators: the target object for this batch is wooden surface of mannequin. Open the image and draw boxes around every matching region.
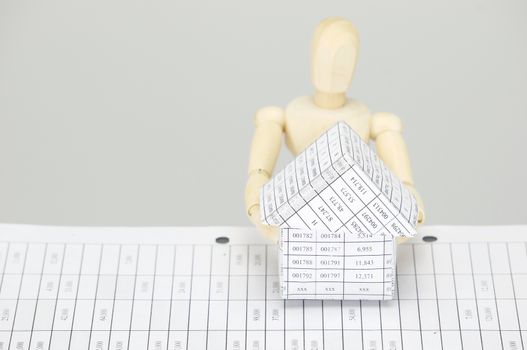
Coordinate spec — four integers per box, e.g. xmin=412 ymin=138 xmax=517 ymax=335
xmin=245 ymin=17 xmax=425 ymax=240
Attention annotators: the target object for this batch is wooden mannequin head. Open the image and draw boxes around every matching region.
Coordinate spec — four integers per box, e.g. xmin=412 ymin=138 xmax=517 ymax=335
xmin=311 ymin=17 xmax=360 ymax=109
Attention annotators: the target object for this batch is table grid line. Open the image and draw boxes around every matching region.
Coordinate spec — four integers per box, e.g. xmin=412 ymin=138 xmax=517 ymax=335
xmin=506 ymin=242 xmax=525 ymax=350
xmin=48 ymin=243 xmax=67 ymax=349
xmin=126 ymin=243 xmax=140 ymax=350
xmin=165 ymin=244 xmax=177 ymax=350
xmin=468 ymin=242 xmax=484 ymax=348
xmin=146 ymin=245 xmax=158 ymax=349
xmin=87 ymin=244 xmax=104 ymax=349
xmin=430 ymin=243 xmax=444 ymax=350
xmin=106 ymin=245 xmax=121 ymax=350
xmin=488 ymin=242 xmax=504 ymax=349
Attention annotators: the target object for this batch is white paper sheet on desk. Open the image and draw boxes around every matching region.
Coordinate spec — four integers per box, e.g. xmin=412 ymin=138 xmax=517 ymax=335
xmin=0 ymin=224 xmax=525 ymax=350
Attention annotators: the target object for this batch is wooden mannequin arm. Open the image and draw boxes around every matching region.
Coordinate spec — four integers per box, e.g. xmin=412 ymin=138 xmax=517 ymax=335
xmin=370 ymin=112 xmax=425 ymax=224
xmin=244 ymin=106 xmax=285 ymax=239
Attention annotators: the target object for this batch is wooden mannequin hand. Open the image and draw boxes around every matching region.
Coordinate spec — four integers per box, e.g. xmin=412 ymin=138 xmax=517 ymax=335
xmin=394 ymin=184 xmax=424 ymax=245
xmin=404 ymin=183 xmax=425 ymax=225
xmin=245 ymin=170 xmax=279 ymax=241
xmin=248 ymin=205 xmax=279 ymax=242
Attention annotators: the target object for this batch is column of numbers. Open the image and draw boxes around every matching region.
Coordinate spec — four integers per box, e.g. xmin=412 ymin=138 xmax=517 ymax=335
xmin=89 ymin=245 xmax=121 ymax=349
xmin=433 ymin=243 xmax=462 ymax=349
xmin=470 ymin=243 xmax=502 ymax=349
xmin=266 ymin=244 xmax=285 ymax=349
xmin=226 ymin=245 xmax=248 ymax=349
xmin=316 ymin=232 xmax=344 ymax=297
xmin=128 ymin=245 xmax=157 ymax=349
xmin=380 ymin=277 xmax=403 ymax=350
xmin=507 ymin=242 xmax=527 ymax=349
xmin=32 ymin=244 xmax=64 ymax=349
xmin=109 ymin=244 xmax=139 ymax=349
xmin=507 ymin=242 xmax=526 ymax=348
xmin=49 ymin=244 xmax=83 ymax=349
xmin=342 ymin=300 xmax=362 ymax=348
xmin=188 ymin=245 xmax=213 ymax=349
xmin=70 ymin=244 xmax=101 ymax=348
xmin=4 ymin=243 xmax=33 ymax=350
xmin=345 ymin=236 xmax=393 ymax=298
xmin=322 ymin=300 xmax=344 ymax=349
xmin=451 ymin=242 xmax=483 ymax=349
xmin=168 ymin=245 xmax=192 ymax=349
xmin=414 ymin=243 xmax=442 ymax=349
xmin=285 ymin=230 xmax=315 ymax=297
xmin=489 ymin=242 xmax=525 ymax=349
xmin=207 ymin=244 xmax=230 ymax=349
xmin=396 ymin=243 xmax=422 ymax=349
xmin=148 ymin=245 xmax=175 ymax=349
xmin=247 ymin=245 xmax=266 ymax=349
xmin=0 ymin=242 xmax=9 ymax=348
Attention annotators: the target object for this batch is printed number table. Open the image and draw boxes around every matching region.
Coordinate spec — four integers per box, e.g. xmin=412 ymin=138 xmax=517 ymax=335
xmin=0 ymin=224 xmax=525 ymax=350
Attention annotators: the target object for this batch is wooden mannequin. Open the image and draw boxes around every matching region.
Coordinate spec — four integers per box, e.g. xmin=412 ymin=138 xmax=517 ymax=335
xmin=245 ymin=17 xmax=425 ymax=240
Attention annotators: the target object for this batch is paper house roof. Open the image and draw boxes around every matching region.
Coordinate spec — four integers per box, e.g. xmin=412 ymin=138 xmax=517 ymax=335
xmin=260 ymin=121 xmax=418 ymax=238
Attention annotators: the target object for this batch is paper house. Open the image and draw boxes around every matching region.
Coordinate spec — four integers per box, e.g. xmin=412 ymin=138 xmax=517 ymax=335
xmin=260 ymin=121 xmax=418 ymax=300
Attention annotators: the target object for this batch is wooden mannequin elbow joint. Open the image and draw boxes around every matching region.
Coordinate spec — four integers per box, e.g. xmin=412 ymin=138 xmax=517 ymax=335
xmin=253 ymin=106 xmax=286 ymax=129
xmin=370 ymin=113 xmax=403 ymax=139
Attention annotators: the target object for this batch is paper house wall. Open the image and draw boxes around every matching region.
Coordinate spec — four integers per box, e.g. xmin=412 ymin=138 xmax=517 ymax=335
xmin=260 ymin=121 xmax=419 ymax=300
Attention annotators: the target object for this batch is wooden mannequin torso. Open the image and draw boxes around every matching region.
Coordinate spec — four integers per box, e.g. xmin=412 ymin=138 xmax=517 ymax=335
xmin=285 ymin=96 xmax=371 ymax=155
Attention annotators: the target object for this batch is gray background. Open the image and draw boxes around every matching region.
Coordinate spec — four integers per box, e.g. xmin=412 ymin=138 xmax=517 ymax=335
xmin=0 ymin=0 xmax=526 ymax=227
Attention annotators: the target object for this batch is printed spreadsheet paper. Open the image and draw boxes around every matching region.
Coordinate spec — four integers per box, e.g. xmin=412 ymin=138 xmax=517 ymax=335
xmin=0 ymin=224 xmax=525 ymax=350
xmin=260 ymin=122 xmax=419 ymax=300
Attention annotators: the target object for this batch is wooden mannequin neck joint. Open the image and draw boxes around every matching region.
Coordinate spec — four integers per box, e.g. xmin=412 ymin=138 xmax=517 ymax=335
xmin=314 ymin=91 xmax=347 ymax=109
